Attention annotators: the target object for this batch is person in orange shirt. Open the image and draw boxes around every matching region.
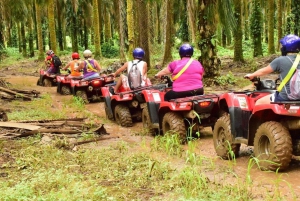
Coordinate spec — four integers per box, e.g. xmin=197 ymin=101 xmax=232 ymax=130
xmin=62 ymin=52 xmax=83 ymax=78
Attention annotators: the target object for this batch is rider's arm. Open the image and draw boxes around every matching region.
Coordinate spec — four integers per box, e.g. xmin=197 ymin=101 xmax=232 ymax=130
xmin=94 ymin=60 xmax=101 ymax=71
xmin=113 ymin=62 xmax=128 ymax=77
xmin=155 ymin=67 xmax=172 ymax=78
xmin=245 ymin=65 xmax=274 ymax=80
xmin=143 ymin=62 xmax=148 ymax=78
xmin=78 ymin=61 xmax=85 ymax=70
xmin=62 ymin=62 xmax=70 ymax=70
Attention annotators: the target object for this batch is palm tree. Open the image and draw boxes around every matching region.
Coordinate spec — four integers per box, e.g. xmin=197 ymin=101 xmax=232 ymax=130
xmin=118 ymin=0 xmax=126 ymax=62
xmin=187 ymin=0 xmax=197 ymax=44
xmin=137 ymin=0 xmax=150 ymax=67
xmin=127 ymin=0 xmax=134 ymax=60
xmin=233 ymin=0 xmax=244 ymax=62
xmin=250 ymin=0 xmax=263 ymax=57
xmin=0 ymin=0 xmax=5 ymax=50
xmin=93 ymin=0 xmax=101 ymax=58
xmin=277 ymin=0 xmax=282 ymax=51
xmin=267 ymin=0 xmax=275 ymax=54
xmin=35 ymin=0 xmax=45 ymax=60
xmin=162 ymin=0 xmax=173 ymax=67
xmin=48 ymin=0 xmax=57 ymax=53
xmin=197 ymin=0 xmax=222 ymax=77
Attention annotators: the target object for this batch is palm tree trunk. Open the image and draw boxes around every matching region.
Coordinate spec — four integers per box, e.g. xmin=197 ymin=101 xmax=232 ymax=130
xmin=233 ymin=0 xmax=244 ymax=62
xmin=267 ymin=0 xmax=275 ymax=54
xmin=48 ymin=0 xmax=57 ymax=53
xmin=118 ymin=0 xmax=126 ymax=62
xmin=35 ymin=1 xmax=44 ymax=60
xmin=138 ymin=0 xmax=150 ymax=68
xmin=17 ymin=22 xmax=22 ymax=53
xmin=56 ymin=0 xmax=64 ymax=51
xmin=28 ymin=17 xmax=34 ymax=57
xmin=162 ymin=0 xmax=173 ymax=66
xmin=93 ymin=0 xmax=101 ymax=59
xmin=104 ymin=6 xmax=111 ymax=43
xmin=197 ymin=0 xmax=220 ymax=78
xmin=187 ymin=0 xmax=196 ymax=44
xmin=250 ymin=0 xmax=263 ymax=57
xmin=21 ymin=22 xmax=27 ymax=57
xmin=127 ymin=0 xmax=134 ymax=60
xmin=277 ymin=0 xmax=282 ymax=51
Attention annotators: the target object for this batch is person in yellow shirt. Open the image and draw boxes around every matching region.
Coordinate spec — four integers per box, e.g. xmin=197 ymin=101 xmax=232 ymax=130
xmin=62 ymin=52 xmax=83 ymax=78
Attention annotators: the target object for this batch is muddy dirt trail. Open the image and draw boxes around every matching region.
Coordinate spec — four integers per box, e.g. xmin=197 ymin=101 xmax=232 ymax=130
xmin=3 ymin=75 xmax=300 ymax=200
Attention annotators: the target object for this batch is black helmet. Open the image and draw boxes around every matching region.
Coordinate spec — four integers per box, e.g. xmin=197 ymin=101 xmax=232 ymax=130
xmin=179 ymin=44 xmax=194 ymax=58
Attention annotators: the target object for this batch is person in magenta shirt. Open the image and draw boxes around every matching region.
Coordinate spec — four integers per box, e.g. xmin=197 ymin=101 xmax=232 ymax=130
xmin=155 ymin=43 xmax=205 ymax=101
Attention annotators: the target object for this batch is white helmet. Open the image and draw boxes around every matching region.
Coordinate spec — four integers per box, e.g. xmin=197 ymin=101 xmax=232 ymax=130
xmin=83 ymin=49 xmax=92 ymax=58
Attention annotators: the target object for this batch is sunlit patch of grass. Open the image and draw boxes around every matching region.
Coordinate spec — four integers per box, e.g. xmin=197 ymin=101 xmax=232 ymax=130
xmin=7 ymin=93 xmax=93 ymax=121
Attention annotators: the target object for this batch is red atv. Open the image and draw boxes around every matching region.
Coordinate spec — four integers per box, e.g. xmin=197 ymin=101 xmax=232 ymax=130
xmin=141 ymin=76 xmax=219 ymax=143
xmin=70 ymin=74 xmax=115 ymax=103
xmin=101 ymin=77 xmax=167 ymax=127
xmin=37 ymin=69 xmax=66 ymax=87
xmin=56 ymin=74 xmax=83 ymax=95
xmin=213 ymin=77 xmax=300 ymax=171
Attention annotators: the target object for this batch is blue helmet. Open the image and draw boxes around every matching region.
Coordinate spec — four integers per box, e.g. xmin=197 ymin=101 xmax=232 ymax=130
xmin=280 ymin=34 xmax=300 ymax=55
xmin=179 ymin=44 xmax=194 ymax=58
xmin=133 ymin=48 xmax=145 ymax=59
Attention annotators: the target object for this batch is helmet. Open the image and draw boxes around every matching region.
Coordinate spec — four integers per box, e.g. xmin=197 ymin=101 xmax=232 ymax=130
xmin=132 ymin=48 xmax=145 ymax=59
xmin=72 ymin=52 xmax=80 ymax=59
xmin=280 ymin=34 xmax=300 ymax=56
xmin=46 ymin=50 xmax=54 ymax=55
xmin=179 ymin=44 xmax=193 ymax=58
xmin=83 ymin=49 xmax=92 ymax=58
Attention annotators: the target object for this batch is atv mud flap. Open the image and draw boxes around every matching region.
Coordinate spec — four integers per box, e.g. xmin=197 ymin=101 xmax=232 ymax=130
xmin=37 ymin=75 xmax=44 ymax=86
xmin=57 ymin=82 xmax=61 ymax=93
xmin=104 ymin=97 xmax=113 ymax=119
xmin=147 ymin=102 xmax=160 ymax=124
xmin=229 ymin=107 xmax=251 ymax=139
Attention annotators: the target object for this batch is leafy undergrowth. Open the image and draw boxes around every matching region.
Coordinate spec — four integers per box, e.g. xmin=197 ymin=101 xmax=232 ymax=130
xmin=0 ymin=135 xmax=285 ymax=201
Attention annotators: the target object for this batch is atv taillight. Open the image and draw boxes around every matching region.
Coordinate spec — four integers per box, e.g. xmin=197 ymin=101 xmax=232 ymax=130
xmin=199 ymin=101 xmax=211 ymax=107
xmin=91 ymin=80 xmax=102 ymax=87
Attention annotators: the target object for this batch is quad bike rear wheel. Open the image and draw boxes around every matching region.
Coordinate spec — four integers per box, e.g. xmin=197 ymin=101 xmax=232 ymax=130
xmin=76 ymin=90 xmax=89 ymax=104
xmin=61 ymin=85 xmax=71 ymax=95
xmin=213 ymin=114 xmax=240 ymax=160
xmin=162 ymin=112 xmax=186 ymax=144
xmin=142 ymin=107 xmax=156 ymax=136
xmin=254 ymin=121 xmax=292 ymax=171
xmin=43 ymin=78 xmax=52 ymax=87
xmin=114 ymin=104 xmax=132 ymax=127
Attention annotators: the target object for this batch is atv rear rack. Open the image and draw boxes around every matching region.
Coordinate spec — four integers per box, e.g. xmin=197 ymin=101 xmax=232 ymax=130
xmin=169 ymin=94 xmax=219 ymax=103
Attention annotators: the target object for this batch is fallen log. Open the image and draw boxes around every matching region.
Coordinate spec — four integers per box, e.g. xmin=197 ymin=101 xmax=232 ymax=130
xmin=70 ymin=135 xmax=118 ymax=146
xmin=0 ymin=87 xmax=33 ymax=101
xmin=0 ymin=122 xmax=41 ymax=130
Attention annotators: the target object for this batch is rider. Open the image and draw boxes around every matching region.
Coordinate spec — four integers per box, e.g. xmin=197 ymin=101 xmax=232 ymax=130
xmin=245 ymin=34 xmax=300 ymax=104
xmin=110 ymin=47 xmax=148 ymax=94
xmin=155 ymin=43 xmax=205 ymax=101
xmin=44 ymin=50 xmax=60 ymax=74
xmin=78 ymin=49 xmax=101 ymax=81
xmin=61 ymin=52 xmax=83 ymax=78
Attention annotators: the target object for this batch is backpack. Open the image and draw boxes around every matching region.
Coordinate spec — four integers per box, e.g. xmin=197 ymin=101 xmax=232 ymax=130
xmin=52 ymin=55 xmax=62 ymax=68
xmin=128 ymin=60 xmax=142 ymax=89
xmin=287 ymin=69 xmax=300 ymax=100
xmin=278 ymin=54 xmax=300 ymax=100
